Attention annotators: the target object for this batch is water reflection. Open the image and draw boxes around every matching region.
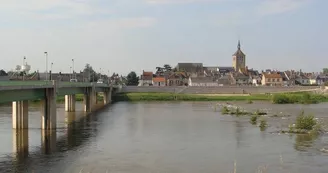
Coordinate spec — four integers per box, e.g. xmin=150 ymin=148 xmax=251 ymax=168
xmin=41 ymin=130 xmax=57 ymax=155
xmin=12 ymin=130 xmax=28 ymax=161
xmin=1 ymin=109 xmax=100 ymax=173
xmin=294 ymin=134 xmax=317 ymax=152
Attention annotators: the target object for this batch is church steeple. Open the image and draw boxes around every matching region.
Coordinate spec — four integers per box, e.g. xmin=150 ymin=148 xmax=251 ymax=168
xmin=237 ymin=40 xmax=241 ymax=50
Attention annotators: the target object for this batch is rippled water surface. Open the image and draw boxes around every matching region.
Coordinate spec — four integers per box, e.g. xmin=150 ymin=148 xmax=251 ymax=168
xmin=0 ymin=102 xmax=328 ymax=173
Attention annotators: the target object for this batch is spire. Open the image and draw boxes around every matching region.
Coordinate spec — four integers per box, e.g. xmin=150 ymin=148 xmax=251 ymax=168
xmin=237 ymin=40 xmax=241 ymax=50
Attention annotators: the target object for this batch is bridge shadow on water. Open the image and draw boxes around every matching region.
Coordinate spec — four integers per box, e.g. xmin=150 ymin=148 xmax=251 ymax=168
xmin=0 ymin=103 xmax=110 ymax=173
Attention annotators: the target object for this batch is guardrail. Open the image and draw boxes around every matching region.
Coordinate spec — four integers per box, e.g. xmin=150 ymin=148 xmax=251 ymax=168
xmin=0 ymin=81 xmax=115 ymax=91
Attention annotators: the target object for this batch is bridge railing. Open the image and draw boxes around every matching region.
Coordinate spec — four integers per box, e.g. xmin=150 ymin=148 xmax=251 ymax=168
xmin=0 ymin=80 xmax=114 ymax=90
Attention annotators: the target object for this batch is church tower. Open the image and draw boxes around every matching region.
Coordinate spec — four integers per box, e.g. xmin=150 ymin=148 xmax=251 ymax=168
xmin=232 ymin=40 xmax=246 ymax=72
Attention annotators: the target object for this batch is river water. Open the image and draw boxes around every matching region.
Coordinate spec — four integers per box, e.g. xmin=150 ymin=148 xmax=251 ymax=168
xmin=0 ymin=102 xmax=328 ymax=173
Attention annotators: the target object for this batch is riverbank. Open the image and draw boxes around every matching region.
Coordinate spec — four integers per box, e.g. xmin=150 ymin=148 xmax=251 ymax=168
xmin=113 ymin=92 xmax=328 ymax=103
xmin=113 ymin=92 xmax=270 ymax=102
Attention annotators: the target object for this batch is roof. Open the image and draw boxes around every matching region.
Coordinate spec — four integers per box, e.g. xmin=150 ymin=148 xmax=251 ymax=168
xmin=153 ymin=77 xmax=165 ymax=82
xmin=168 ymin=72 xmax=187 ymax=79
xmin=262 ymin=73 xmax=282 ymax=78
xmin=143 ymin=71 xmax=153 ymax=76
xmin=232 ymin=49 xmax=245 ymax=56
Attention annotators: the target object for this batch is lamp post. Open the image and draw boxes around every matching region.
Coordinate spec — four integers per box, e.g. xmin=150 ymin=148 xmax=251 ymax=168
xmin=50 ymin=62 xmax=53 ymax=80
xmin=70 ymin=67 xmax=72 ymax=80
xmin=23 ymin=56 xmax=26 ymax=81
xmin=44 ymin=52 xmax=48 ymax=80
xmin=72 ymin=59 xmax=75 ymax=79
xmin=99 ymin=68 xmax=102 ymax=80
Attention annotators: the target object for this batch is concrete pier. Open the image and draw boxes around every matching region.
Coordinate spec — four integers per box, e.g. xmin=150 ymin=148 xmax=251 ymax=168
xmin=41 ymin=130 xmax=57 ymax=154
xmin=12 ymin=100 xmax=28 ymax=129
xmin=103 ymin=90 xmax=112 ymax=105
xmin=83 ymin=86 xmax=97 ymax=112
xmin=12 ymin=129 xmax=29 ymax=159
xmin=41 ymin=81 xmax=57 ymax=130
xmin=65 ymin=95 xmax=76 ymax=112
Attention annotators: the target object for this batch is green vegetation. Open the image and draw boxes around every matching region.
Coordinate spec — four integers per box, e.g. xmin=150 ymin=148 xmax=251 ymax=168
xmin=220 ymin=106 xmax=267 ymax=117
xmin=259 ymin=117 xmax=268 ymax=130
xmin=285 ymin=110 xmax=322 ymax=135
xmin=113 ymin=93 xmax=270 ymax=102
xmin=250 ymin=114 xmax=258 ymax=125
xmin=113 ymin=92 xmax=328 ymax=104
xmin=271 ymin=92 xmax=328 ymax=104
xmin=246 ymin=99 xmax=253 ymax=104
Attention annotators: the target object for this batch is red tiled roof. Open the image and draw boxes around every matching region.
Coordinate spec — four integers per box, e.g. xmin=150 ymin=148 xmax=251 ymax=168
xmin=143 ymin=71 xmax=153 ymax=76
xmin=263 ymin=72 xmax=282 ymax=78
xmin=153 ymin=77 xmax=165 ymax=82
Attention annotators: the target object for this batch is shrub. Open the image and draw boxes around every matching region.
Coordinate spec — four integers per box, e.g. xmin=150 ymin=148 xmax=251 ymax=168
xmin=250 ymin=115 xmax=258 ymax=125
xmin=295 ymin=110 xmax=317 ymax=130
xmin=259 ymin=118 xmax=267 ymax=129
xmin=221 ymin=106 xmax=230 ymax=114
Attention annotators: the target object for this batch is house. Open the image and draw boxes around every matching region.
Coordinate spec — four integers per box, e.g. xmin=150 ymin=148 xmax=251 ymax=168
xmin=295 ymin=74 xmax=310 ymax=85
xmin=175 ymin=63 xmax=203 ymax=73
xmin=167 ymin=72 xmax=188 ymax=86
xmin=153 ymin=77 xmax=166 ymax=86
xmin=188 ymin=77 xmax=218 ymax=86
xmin=231 ymin=72 xmax=250 ymax=85
xmin=217 ymin=75 xmax=232 ymax=86
xmin=284 ymin=71 xmax=297 ymax=86
xmin=217 ymin=67 xmax=235 ymax=76
xmin=279 ymin=72 xmax=290 ymax=86
xmin=252 ymin=76 xmax=262 ymax=86
xmin=261 ymin=72 xmax=283 ymax=86
xmin=309 ymin=75 xmax=328 ymax=85
xmin=138 ymin=71 xmax=153 ymax=86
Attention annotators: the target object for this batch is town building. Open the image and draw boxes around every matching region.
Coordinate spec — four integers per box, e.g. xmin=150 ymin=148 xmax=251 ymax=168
xmin=232 ymin=40 xmax=246 ymax=72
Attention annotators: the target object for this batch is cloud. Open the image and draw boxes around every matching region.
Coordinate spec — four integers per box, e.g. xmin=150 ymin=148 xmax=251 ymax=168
xmin=87 ymin=17 xmax=157 ymax=29
xmin=0 ymin=0 xmax=111 ymax=21
xmin=257 ymin=0 xmax=310 ymax=16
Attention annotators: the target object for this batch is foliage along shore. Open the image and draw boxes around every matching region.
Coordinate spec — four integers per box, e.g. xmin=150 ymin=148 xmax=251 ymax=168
xmin=113 ymin=92 xmax=328 ymax=104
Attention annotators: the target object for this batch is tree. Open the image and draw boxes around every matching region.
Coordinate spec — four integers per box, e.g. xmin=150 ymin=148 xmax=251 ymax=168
xmin=0 ymin=69 xmax=8 ymax=76
xmin=82 ymin=64 xmax=98 ymax=82
xmin=323 ymin=68 xmax=328 ymax=74
xmin=126 ymin=71 xmax=139 ymax=86
xmin=163 ymin=64 xmax=172 ymax=72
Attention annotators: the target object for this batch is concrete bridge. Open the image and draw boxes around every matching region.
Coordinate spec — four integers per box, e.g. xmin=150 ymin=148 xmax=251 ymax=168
xmin=0 ymin=81 xmax=115 ymax=130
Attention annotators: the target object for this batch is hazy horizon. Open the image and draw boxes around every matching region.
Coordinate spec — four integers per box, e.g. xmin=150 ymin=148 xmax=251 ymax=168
xmin=0 ymin=0 xmax=326 ymax=76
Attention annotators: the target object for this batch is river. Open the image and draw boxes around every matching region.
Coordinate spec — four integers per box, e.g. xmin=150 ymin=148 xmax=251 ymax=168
xmin=0 ymin=102 xmax=328 ymax=173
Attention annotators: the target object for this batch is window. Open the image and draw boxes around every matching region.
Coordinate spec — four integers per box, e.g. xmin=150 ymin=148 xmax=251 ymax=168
xmin=272 ymin=79 xmax=275 ymax=82
xmin=277 ymin=79 xmax=280 ymax=82
xmin=268 ymin=79 xmax=271 ymax=82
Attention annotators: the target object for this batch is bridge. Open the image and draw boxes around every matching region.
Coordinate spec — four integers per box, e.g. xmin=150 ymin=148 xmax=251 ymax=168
xmin=0 ymin=81 xmax=116 ymax=130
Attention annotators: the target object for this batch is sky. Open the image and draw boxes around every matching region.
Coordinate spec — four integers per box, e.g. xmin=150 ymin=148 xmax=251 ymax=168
xmin=0 ymin=0 xmax=326 ymax=75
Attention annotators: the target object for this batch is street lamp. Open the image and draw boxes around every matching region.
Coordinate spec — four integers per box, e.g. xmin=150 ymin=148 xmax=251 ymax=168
xmin=44 ymin=52 xmax=48 ymax=80
xmin=72 ymin=59 xmax=75 ymax=79
xmin=23 ymin=56 xmax=26 ymax=81
xmin=70 ymin=66 xmax=72 ymax=80
xmin=50 ymin=62 xmax=54 ymax=80
xmin=99 ymin=68 xmax=102 ymax=79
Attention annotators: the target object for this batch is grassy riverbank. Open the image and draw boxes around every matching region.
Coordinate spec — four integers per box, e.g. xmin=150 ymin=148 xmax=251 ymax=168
xmin=113 ymin=92 xmax=328 ymax=104
xmin=113 ymin=93 xmax=270 ymax=102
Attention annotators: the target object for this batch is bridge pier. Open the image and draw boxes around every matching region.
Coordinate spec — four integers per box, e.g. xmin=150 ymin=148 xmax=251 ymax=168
xmin=41 ymin=81 xmax=57 ymax=130
xmin=65 ymin=95 xmax=76 ymax=112
xmin=83 ymin=87 xmax=97 ymax=112
xmin=12 ymin=100 xmax=28 ymax=129
xmin=103 ymin=90 xmax=112 ymax=104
